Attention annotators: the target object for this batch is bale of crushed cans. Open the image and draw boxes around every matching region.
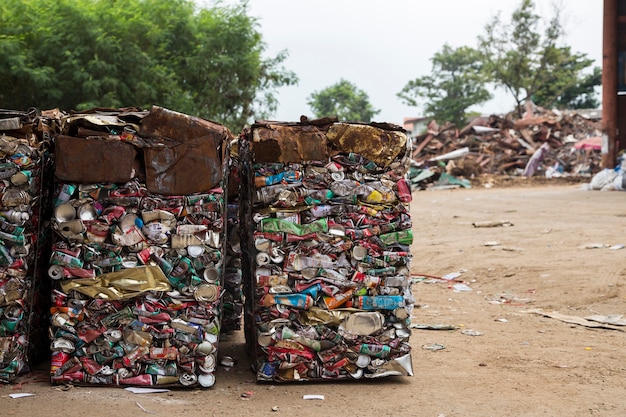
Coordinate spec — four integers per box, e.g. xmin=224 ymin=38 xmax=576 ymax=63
xmin=48 ymin=106 xmax=233 ymax=388
xmin=0 ymin=108 xmax=55 ymax=382
xmin=239 ymin=117 xmax=415 ymax=381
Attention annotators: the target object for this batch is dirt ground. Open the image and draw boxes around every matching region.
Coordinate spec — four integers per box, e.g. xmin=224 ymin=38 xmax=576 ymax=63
xmin=2 ymin=181 xmax=625 ymax=417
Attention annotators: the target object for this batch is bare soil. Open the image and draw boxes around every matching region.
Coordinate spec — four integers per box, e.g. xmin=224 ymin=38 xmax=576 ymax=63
xmin=2 ymin=182 xmax=625 ymax=417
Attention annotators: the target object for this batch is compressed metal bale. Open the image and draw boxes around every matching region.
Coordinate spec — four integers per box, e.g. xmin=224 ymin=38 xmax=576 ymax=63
xmin=240 ymin=119 xmax=414 ymax=382
xmin=48 ymin=108 xmax=232 ymax=388
xmin=0 ymin=109 xmax=54 ymax=383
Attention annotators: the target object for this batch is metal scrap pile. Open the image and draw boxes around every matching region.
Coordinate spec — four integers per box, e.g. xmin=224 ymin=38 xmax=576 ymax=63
xmin=239 ymin=118 xmax=415 ymax=382
xmin=47 ymin=106 xmax=233 ymax=388
xmin=410 ymin=107 xmax=603 ymax=188
xmin=0 ymin=109 xmax=54 ymax=382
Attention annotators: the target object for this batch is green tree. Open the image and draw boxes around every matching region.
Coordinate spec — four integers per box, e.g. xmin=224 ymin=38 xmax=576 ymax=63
xmin=397 ymin=44 xmax=491 ymax=127
xmin=307 ymin=79 xmax=380 ymax=122
xmin=0 ymin=0 xmax=297 ymax=132
xmin=533 ymin=61 xmax=601 ymax=109
xmin=478 ymin=0 xmax=600 ymax=115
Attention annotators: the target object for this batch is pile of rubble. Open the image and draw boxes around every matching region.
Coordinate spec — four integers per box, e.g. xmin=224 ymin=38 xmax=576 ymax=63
xmin=409 ymin=106 xmax=603 ymax=189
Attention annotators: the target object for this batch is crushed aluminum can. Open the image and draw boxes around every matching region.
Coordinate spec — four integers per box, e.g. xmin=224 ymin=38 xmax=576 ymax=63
xmin=194 ymin=284 xmax=219 ymax=303
xmin=54 ymin=202 xmax=76 ymax=222
xmin=202 ymin=264 xmax=219 ymax=283
xmin=197 ymin=372 xmax=215 ymax=387
xmin=187 ymin=245 xmax=204 ymax=258
xmin=198 ymin=354 xmax=216 ymax=373
xmin=48 ymin=265 xmax=65 ymax=280
xmin=179 ymin=372 xmax=198 ymax=386
xmin=256 ymin=252 xmax=270 ymax=266
xmin=77 ymin=203 xmax=98 ymax=221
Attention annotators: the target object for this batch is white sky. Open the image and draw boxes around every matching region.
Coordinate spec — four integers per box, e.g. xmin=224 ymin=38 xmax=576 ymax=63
xmin=210 ymin=1 xmax=603 ymax=125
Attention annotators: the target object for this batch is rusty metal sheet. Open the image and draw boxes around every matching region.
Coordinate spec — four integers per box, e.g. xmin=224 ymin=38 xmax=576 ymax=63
xmin=139 ymin=106 xmax=230 ymax=145
xmin=55 ymin=135 xmax=137 ymax=184
xmin=251 ymin=123 xmax=328 ymax=163
xmin=326 ymin=123 xmax=408 ymax=167
xmin=143 ymin=136 xmax=224 ymax=195
xmin=138 ymin=106 xmax=232 ymax=195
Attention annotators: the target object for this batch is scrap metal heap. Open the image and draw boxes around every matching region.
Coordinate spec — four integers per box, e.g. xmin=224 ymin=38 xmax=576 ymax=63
xmin=240 ymin=117 xmax=415 ymax=382
xmin=47 ymin=106 xmax=233 ymax=388
xmin=410 ymin=107 xmax=603 ymax=187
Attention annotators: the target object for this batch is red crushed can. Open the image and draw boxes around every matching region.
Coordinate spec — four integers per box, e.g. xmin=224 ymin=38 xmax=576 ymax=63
xmin=50 ymin=351 xmax=70 ymax=375
xmin=396 ymin=178 xmax=412 ymax=203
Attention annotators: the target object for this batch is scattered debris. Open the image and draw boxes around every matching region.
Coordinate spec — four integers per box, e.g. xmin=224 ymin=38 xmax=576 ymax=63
xmin=578 ymin=243 xmax=625 ymax=250
xmin=452 ymin=283 xmax=472 ymax=292
xmin=220 ymin=356 xmax=236 ymax=367
xmin=584 ymin=314 xmax=626 ymax=326
xmin=501 ymin=246 xmax=524 ymax=252
xmin=578 ymin=243 xmax=607 ymax=249
xmin=524 ymin=309 xmax=625 ymax=331
xmin=124 ymin=388 xmax=170 ymax=394
xmin=422 ymin=343 xmax=446 ymax=351
xmin=303 ymin=395 xmax=325 ymax=400
xmin=472 ymin=220 xmax=514 ymax=228
xmin=461 ymin=329 xmax=484 ymax=336
xmin=488 ymin=294 xmax=533 ymax=305
xmin=8 ymin=393 xmax=35 ymax=399
xmin=410 ymin=323 xmax=459 ymax=330
xmin=135 ymin=402 xmax=155 ymax=414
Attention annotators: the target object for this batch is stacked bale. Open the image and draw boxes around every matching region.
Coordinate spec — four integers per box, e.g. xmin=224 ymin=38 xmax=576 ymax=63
xmin=48 ymin=107 xmax=232 ymax=388
xmin=0 ymin=109 xmax=54 ymax=382
xmin=240 ymin=118 xmax=415 ymax=381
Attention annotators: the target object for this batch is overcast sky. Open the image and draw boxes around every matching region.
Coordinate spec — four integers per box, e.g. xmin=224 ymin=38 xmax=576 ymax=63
xmin=213 ymin=1 xmax=603 ymax=125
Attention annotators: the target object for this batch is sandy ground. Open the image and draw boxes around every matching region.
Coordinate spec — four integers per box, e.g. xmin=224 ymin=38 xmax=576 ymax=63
xmin=2 ymin=182 xmax=625 ymax=417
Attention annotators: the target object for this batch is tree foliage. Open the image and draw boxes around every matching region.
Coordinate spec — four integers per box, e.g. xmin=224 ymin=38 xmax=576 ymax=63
xmin=478 ymin=0 xmax=599 ymax=115
xmin=0 ymin=0 xmax=297 ymax=131
xmin=532 ymin=56 xmax=601 ymax=110
xmin=307 ymin=79 xmax=380 ymax=122
xmin=397 ymin=44 xmax=491 ymax=127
